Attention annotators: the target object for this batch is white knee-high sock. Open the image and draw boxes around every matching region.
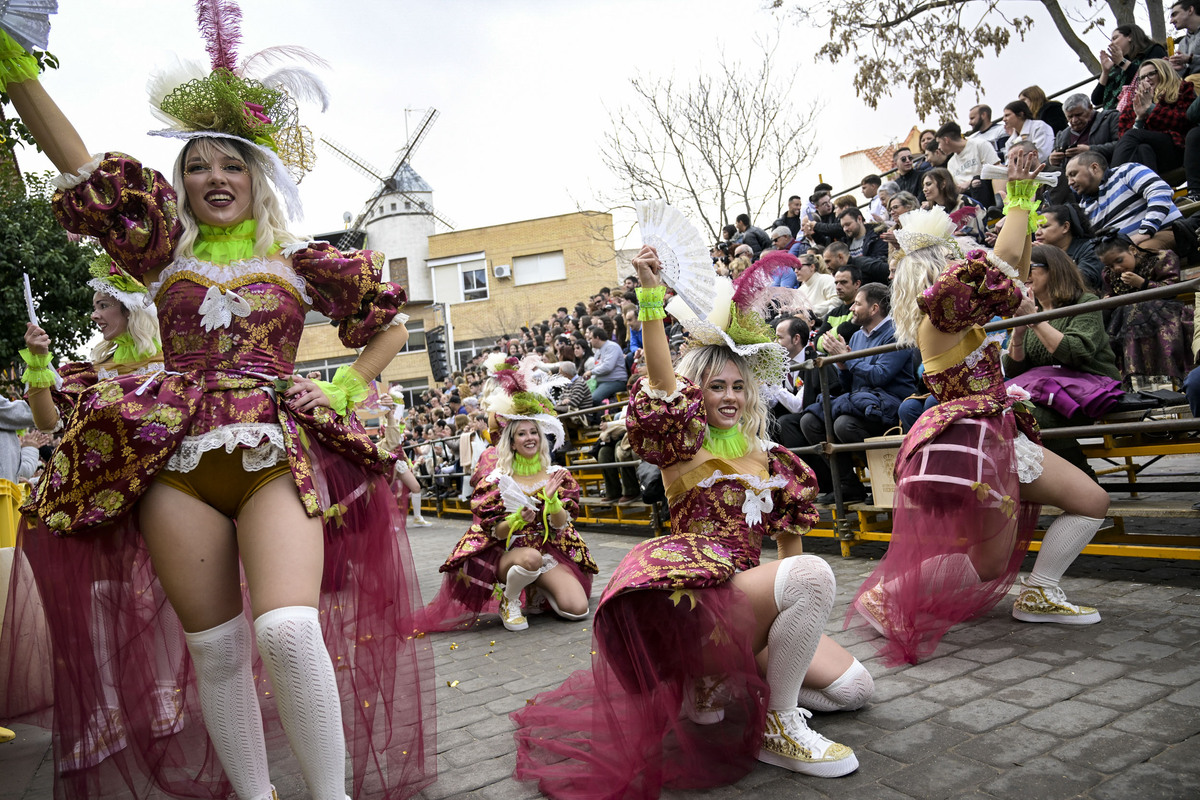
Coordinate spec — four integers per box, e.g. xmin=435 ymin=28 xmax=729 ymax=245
xmin=503 ymin=563 xmax=541 ymax=602
xmin=411 ymin=491 xmax=425 ymax=520
xmin=766 ymin=555 xmax=836 ymax=712
xmin=254 ymin=606 xmax=346 ymax=800
xmin=882 ymin=553 xmax=980 ymax=597
xmin=185 ymin=615 xmax=272 ymax=800
xmin=796 ymin=658 xmax=874 ymax=712
xmin=1028 ymin=514 xmax=1104 ymax=588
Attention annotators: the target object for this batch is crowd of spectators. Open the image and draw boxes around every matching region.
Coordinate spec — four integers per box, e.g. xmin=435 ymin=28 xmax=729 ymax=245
xmin=385 ymin=4 xmax=1200 ymax=506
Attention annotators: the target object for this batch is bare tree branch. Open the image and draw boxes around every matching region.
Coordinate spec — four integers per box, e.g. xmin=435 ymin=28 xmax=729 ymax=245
xmin=598 ymin=38 xmax=819 ymax=240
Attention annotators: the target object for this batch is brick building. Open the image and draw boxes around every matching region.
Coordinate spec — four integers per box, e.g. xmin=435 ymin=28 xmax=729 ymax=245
xmin=294 ymin=210 xmax=618 ymax=406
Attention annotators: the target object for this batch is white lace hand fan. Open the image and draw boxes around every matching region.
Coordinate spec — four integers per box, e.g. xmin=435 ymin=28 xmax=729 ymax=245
xmin=0 ymin=0 xmax=57 ymax=52
xmin=635 ymin=200 xmax=717 ymax=319
xmin=497 ymin=474 xmax=539 ymax=514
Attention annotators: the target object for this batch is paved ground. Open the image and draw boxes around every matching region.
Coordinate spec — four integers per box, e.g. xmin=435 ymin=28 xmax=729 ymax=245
xmin=4 ymin=512 xmax=1199 ymax=799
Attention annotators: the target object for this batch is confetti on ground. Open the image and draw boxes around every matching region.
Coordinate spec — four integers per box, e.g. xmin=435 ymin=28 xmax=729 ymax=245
xmin=489 ymin=640 xmax=496 ymax=646
xmin=446 ymin=680 xmax=460 ymax=688
xmin=448 ymin=643 xmax=459 ymax=650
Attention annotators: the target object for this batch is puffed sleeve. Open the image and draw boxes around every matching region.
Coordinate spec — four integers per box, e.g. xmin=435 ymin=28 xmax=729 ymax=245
xmin=625 ymin=376 xmax=707 ymax=469
xmin=50 ymin=361 xmax=100 ymax=417
xmin=52 ymin=152 xmax=182 ymax=277
xmin=1145 ymin=251 xmax=1182 ymax=289
xmin=469 ymin=474 xmax=506 ymax=535
xmin=917 ymin=252 xmax=1022 ymax=334
xmin=550 ymin=469 xmax=581 ymax=519
xmin=767 ymin=446 xmax=819 ymax=537
xmin=292 ymin=243 xmax=408 ymax=348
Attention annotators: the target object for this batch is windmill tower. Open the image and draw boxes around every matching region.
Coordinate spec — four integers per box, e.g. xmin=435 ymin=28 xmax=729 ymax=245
xmin=321 ymin=109 xmax=454 ymax=302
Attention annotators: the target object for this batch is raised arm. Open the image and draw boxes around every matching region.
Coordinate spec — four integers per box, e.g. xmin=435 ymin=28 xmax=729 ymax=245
xmin=2 ymin=33 xmax=92 ymax=175
xmin=630 ymin=245 xmax=675 ymax=395
xmin=992 ymin=149 xmax=1042 ymax=281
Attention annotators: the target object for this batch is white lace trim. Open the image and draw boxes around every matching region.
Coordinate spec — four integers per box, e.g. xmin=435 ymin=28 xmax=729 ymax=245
xmin=696 ymin=471 xmax=789 ymax=528
xmin=279 ymin=241 xmax=316 ymax=259
xmin=985 ymin=252 xmax=1027 ymax=293
xmin=1013 ymin=431 xmax=1044 ymax=484
xmin=165 ymin=423 xmax=288 ymax=473
xmin=97 ymin=361 xmax=165 ymax=381
xmin=486 ymin=464 xmax=566 ymax=494
xmin=382 ymin=312 xmax=410 ymax=331
xmin=148 ymin=256 xmax=313 ymax=305
xmin=640 ymin=384 xmax=684 ymax=403
xmin=53 ymin=154 xmax=105 ymax=190
xmin=963 ymin=339 xmax=991 ymax=369
xmin=394 ymin=459 xmax=411 ymax=475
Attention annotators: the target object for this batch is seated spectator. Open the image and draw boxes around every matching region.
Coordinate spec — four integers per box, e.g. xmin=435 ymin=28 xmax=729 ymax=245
xmin=1049 ymin=94 xmax=1120 ymax=202
xmin=936 ymin=120 xmax=1003 ymax=206
xmin=801 ymin=191 xmax=842 ymax=247
xmin=1096 ymin=233 xmax=1195 ymax=390
xmin=922 ymin=166 xmax=988 ymax=244
xmin=797 ymin=283 xmax=917 ymax=501
xmin=837 ymin=207 xmax=889 ymax=283
xmin=919 ymin=129 xmax=936 ymax=154
xmin=923 ymin=139 xmax=950 ymax=169
xmin=861 ymin=173 xmax=886 ymax=221
xmin=1172 ymin=0 xmax=1200 ymax=78
xmin=800 ymin=248 xmax=845 ymax=319
xmin=1002 ymin=100 xmax=1055 ymax=163
xmin=815 ymin=264 xmax=863 ymax=354
xmin=1003 ymin=245 xmax=1123 ymax=476
xmin=1037 ymin=203 xmax=1104 ymax=289
xmin=878 ymin=179 xmax=899 ymax=210
xmin=1092 ymin=23 xmax=1168 ymax=110
xmin=595 ymin=410 xmax=640 ymax=505
xmin=585 ymin=325 xmax=629 ymax=405
xmin=879 ymin=190 xmax=920 ymax=259
xmin=890 ymin=146 xmax=926 ymax=202
xmin=798 ymin=182 xmax=833 ymax=221
xmin=728 ymin=244 xmax=753 ymax=279
xmin=968 ymin=103 xmax=1007 ymax=157
xmin=1019 ymin=85 xmax=1069 ymax=134
xmin=1111 ymin=58 xmax=1195 ymax=182
xmin=1067 ymin=151 xmax=1181 ymax=250
xmin=734 ymin=213 xmax=771 ymax=258
xmin=767 ymin=315 xmax=812 ymax=432
xmin=772 ymin=194 xmax=804 ymax=238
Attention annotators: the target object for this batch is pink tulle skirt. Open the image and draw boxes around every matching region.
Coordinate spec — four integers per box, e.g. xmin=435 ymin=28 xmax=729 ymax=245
xmin=847 ymin=413 xmax=1040 ymax=665
xmin=511 ymin=580 xmax=768 ymax=800
xmin=0 ymin=438 xmax=436 ymax=800
xmin=414 ymin=543 xmax=593 ymax=633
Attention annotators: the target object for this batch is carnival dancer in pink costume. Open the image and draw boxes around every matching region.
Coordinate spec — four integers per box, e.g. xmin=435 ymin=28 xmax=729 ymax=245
xmin=850 ymin=150 xmax=1109 ymax=665
xmin=0 ymin=7 xmax=434 ymax=800
xmin=417 ymin=356 xmax=596 ymax=633
xmin=511 ymin=203 xmax=872 ymax=799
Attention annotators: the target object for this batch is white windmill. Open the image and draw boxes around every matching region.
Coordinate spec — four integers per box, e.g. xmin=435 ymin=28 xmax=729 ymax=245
xmin=321 ymin=109 xmax=453 ymax=302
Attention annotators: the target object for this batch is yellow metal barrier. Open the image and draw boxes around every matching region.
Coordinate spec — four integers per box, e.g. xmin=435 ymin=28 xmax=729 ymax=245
xmin=0 ymin=479 xmax=27 ymax=549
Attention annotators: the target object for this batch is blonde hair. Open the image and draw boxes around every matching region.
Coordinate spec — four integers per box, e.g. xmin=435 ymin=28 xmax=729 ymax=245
xmin=172 ymin=137 xmax=300 ymax=259
xmin=675 ymin=345 xmax=768 ymax=445
xmin=1142 ymin=58 xmax=1183 ymax=104
xmin=90 ymin=297 xmax=161 ymax=363
xmin=890 ymin=243 xmax=951 ymax=346
xmin=495 ymin=419 xmax=551 ymax=475
xmin=1019 ymin=85 xmax=1047 ymax=116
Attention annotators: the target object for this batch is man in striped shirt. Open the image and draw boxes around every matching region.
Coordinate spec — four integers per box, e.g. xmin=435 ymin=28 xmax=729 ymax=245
xmin=1067 ymin=151 xmax=1181 ymax=250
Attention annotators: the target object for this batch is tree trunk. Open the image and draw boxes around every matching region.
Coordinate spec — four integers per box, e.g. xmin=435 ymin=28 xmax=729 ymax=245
xmin=1107 ymin=0 xmax=1138 ymax=26
xmin=1042 ymin=0 xmax=1102 ymax=75
xmin=1146 ymin=0 xmax=1167 ymax=43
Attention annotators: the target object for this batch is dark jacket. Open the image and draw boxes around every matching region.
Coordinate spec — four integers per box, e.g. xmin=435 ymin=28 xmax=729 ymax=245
xmin=892 ymin=168 xmax=926 ymax=204
xmin=740 ymin=225 xmax=772 ymax=258
xmin=772 ymin=213 xmax=803 ymax=238
xmin=846 ymin=227 xmax=890 ymax=284
xmin=804 ymin=318 xmax=916 ymax=425
xmin=1066 ymin=236 xmax=1104 ymax=291
xmin=809 ymin=213 xmax=844 ymax=248
xmin=1091 ymin=44 xmax=1168 ymax=110
xmin=1038 ymin=100 xmax=1069 ymax=135
xmin=1053 ymin=108 xmax=1120 ymax=161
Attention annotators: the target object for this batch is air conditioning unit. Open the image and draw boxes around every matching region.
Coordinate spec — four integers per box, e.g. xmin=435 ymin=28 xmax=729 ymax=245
xmin=493 ymin=263 xmax=512 ymax=279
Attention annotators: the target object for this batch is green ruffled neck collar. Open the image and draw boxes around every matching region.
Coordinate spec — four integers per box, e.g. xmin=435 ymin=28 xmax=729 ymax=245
xmin=194 ymin=220 xmax=279 ymax=265
xmin=512 ymin=453 xmax=542 ymax=476
xmin=112 ymin=332 xmax=161 ymax=366
xmin=703 ymin=424 xmax=749 ymax=459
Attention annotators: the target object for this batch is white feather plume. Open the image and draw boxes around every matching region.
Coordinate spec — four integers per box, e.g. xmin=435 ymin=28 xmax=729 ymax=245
xmin=146 ymin=58 xmax=210 ymax=129
xmin=257 ymin=67 xmax=331 ymax=112
xmin=635 ymin=200 xmax=717 ymax=319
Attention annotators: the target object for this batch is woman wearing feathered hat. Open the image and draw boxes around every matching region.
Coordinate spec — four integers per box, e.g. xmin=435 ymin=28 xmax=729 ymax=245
xmin=416 ymin=356 xmax=597 ymax=633
xmin=849 ymin=150 xmax=1110 ymax=666
xmin=511 ymin=203 xmax=872 ymax=798
xmin=0 ymin=6 xmax=433 ymax=799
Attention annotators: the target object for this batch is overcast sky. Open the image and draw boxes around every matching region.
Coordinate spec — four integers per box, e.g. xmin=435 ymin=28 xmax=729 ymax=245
xmin=18 ymin=1 xmax=1121 ymax=243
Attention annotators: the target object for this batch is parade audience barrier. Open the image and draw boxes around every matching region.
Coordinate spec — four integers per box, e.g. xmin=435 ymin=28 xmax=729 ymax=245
xmin=0 ymin=479 xmax=26 ymax=549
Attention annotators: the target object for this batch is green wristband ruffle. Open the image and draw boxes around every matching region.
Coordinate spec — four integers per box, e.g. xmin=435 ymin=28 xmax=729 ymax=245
xmin=313 ymin=365 xmax=370 ymax=417
xmin=1003 ymin=180 xmax=1044 ymax=236
xmin=504 ymin=510 xmax=529 ymax=549
xmin=541 ymin=489 xmax=563 ymax=516
xmin=19 ymin=348 xmax=55 ymax=389
xmin=0 ymin=30 xmax=39 ymax=93
xmin=636 ymin=286 xmax=667 ymax=321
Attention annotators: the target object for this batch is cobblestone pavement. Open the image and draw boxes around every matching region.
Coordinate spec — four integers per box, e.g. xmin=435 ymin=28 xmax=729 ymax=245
xmin=4 ymin=514 xmax=1198 ymax=800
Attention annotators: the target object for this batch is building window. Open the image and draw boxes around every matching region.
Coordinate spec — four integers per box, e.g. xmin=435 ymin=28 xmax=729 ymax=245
xmin=462 ymin=264 xmax=488 ymax=301
xmin=292 ymin=357 xmax=356 ymax=383
xmin=401 ymin=319 xmax=426 ymax=353
xmin=513 ymin=250 xmax=566 ymax=286
xmin=404 ymin=201 xmax=412 ymax=210
xmin=389 ymin=257 xmax=408 ymax=287
xmin=390 ymin=202 xmax=397 ymax=211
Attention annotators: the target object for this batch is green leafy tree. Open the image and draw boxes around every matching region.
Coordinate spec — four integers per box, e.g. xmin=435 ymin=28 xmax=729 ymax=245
xmin=0 ymin=171 xmax=98 ymax=373
xmin=771 ymin=1 xmax=1166 ymax=120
